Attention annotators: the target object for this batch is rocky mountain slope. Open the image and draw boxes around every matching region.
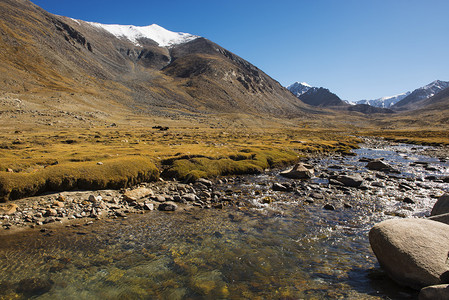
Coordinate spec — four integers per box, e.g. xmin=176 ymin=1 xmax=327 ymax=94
xmin=0 ymin=0 xmax=313 ymax=126
xmin=392 ymin=80 xmax=449 ymax=110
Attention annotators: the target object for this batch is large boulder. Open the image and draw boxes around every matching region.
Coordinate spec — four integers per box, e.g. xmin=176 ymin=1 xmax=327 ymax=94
xmin=419 ymin=284 xmax=449 ymax=300
xmin=369 ymin=218 xmax=449 ymax=290
xmin=280 ymin=163 xmax=314 ymax=179
xmin=431 ymin=194 xmax=449 ymax=216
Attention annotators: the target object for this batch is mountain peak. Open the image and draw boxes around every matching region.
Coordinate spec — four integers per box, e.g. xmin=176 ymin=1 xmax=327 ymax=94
xmin=86 ymin=21 xmax=199 ymax=47
xmin=286 ymin=82 xmax=312 ymax=97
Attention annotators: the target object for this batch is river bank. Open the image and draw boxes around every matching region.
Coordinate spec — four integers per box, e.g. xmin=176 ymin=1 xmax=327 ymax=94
xmin=1 ymin=137 xmax=448 ymax=234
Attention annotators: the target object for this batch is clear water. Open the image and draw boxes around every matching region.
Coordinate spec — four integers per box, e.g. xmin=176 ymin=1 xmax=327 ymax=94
xmin=0 ymin=143 xmax=447 ymax=299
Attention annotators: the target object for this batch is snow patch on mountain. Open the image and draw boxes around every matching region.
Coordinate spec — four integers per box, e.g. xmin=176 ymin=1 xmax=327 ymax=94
xmin=355 ymin=92 xmax=411 ymax=108
xmin=87 ymin=22 xmax=199 ymax=47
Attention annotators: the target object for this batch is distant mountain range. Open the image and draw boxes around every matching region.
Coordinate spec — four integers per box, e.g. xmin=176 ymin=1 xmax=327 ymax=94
xmin=350 ymin=80 xmax=449 ymax=108
xmin=353 ymin=92 xmax=411 ymax=108
xmin=287 ymin=82 xmax=394 ymax=114
xmin=287 ymin=80 xmax=449 ymax=113
xmin=392 ymin=80 xmax=449 ymax=110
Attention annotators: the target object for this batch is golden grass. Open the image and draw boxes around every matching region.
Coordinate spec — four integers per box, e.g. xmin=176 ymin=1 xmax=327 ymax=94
xmin=161 ymin=149 xmax=299 ymax=182
xmin=0 ymin=126 xmax=361 ymax=201
xmin=0 ymin=157 xmax=158 ymax=201
xmin=364 ymin=130 xmax=449 ymax=146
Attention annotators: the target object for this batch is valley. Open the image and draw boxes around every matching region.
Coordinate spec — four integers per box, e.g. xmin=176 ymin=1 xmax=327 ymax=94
xmin=0 ymin=0 xmax=448 ymax=299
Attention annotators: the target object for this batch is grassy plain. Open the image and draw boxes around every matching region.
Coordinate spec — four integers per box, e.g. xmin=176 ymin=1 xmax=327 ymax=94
xmin=0 ymin=124 xmax=360 ymax=201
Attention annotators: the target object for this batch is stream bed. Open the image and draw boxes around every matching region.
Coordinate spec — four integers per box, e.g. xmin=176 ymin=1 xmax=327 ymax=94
xmin=0 ymin=139 xmax=448 ymax=299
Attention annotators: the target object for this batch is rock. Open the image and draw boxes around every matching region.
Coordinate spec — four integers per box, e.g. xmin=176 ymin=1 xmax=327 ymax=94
xmin=419 ymin=284 xmax=449 ymax=300
xmin=158 ymin=202 xmax=178 ymax=211
xmin=44 ymin=209 xmax=57 ymax=217
xmin=88 ymin=195 xmax=102 ymax=202
xmin=371 ymin=181 xmax=385 ymax=188
xmin=369 ymin=218 xmax=449 ymax=289
xmin=272 ymin=183 xmax=290 ymax=192
xmin=323 ymin=204 xmax=335 ymax=210
xmin=153 ymin=195 xmax=166 ymax=202
xmin=280 ymin=163 xmax=314 ymax=179
xmin=0 ymin=203 xmax=18 ymax=215
xmin=143 ymin=203 xmax=154 ymax=211
xmin=335 ymin=174 xmax=364 ymax=187
xmin=428 ymin=212 xmax=449 ymax=225
xmin=53 ymin=201 xmax=65 ymax=208
xmin=16 ymin=278 xmax=53 ymax=297
xmin=310 ymin=192 xmax=324 ymax=199
xmin=182 ymin=194 xmax=198 ymax=202
xmin=196 ymin=178 xmax=213 ymax=187
xmin=123 ymin=187 xmax=154 ymax=202
xmin=262 ymin=196 xmax=274 ymax=204
xmin=403 ymin=197 xmax=415 ymax=204
xmin=44 ymin=217 xmax=56 ymax=224
xmin=431 ymin=194 xmax=449 ymax=216
xmin=367 ymin=159 xmax=396 ymax=172
xmin=115 ymin=211 xmax=127 ymax=218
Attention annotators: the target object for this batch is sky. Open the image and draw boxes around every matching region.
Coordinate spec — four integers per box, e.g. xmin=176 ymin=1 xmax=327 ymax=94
xmin=32 ymin=0 xmax=449 ymax=101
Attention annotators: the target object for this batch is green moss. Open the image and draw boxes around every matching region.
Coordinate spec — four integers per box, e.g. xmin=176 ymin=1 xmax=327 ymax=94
xmin=0 ymin=156 xmax=159 ymax=201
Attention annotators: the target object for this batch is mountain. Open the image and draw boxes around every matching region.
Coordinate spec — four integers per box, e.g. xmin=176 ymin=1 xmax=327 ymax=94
xmin=287 ymin=82 xmax=395 ymax=114
xmin=0 ymin=0 xmax=312 ymax=126
xmin=354 ymin=92 xmax=411 ymax=108
xmin=286 ymin=82 xmax=312 ymax=97
xmin=392 ymin=80 xmax=449 ymax=110
xmin=287 ymin=83 xmax=346 ymax=107
xmin=298 ymin=87 xmax=346 ymax=107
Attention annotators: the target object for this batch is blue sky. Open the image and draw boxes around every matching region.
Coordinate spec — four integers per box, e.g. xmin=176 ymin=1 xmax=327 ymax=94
xmin=32 ymin=0 xmax=449 ymax=101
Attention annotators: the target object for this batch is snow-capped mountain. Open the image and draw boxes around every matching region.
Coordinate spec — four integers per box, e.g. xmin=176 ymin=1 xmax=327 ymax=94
xmin=393 ymin=80 xmax=449 ymax=109
xmin=354 ymin=92 xmax=411 ymax=108
xmin=287 ymin=82 xmax=312 ymax=97
xmin=287 ymin=82 xmax=346 ymax=107
xmin=87 ymin=22 xmax=199 ymax=47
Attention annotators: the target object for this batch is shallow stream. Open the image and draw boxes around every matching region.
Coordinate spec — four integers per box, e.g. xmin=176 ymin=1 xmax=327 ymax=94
xmin=0 ymin=140 xmax=448 ymax=299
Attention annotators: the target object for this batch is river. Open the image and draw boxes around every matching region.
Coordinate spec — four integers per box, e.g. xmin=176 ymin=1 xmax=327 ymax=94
xmin=0 ymin=139 xmax=448 ymax=299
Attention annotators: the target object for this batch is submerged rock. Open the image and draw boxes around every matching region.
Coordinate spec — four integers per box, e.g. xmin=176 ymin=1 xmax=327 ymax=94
xmin=158 ymin=201 xmax=178 ymax=211
xmin=369 ymin=218 xmax=449 ymax=290
xmin=16 ymin=278 xmax=53 ymax=297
